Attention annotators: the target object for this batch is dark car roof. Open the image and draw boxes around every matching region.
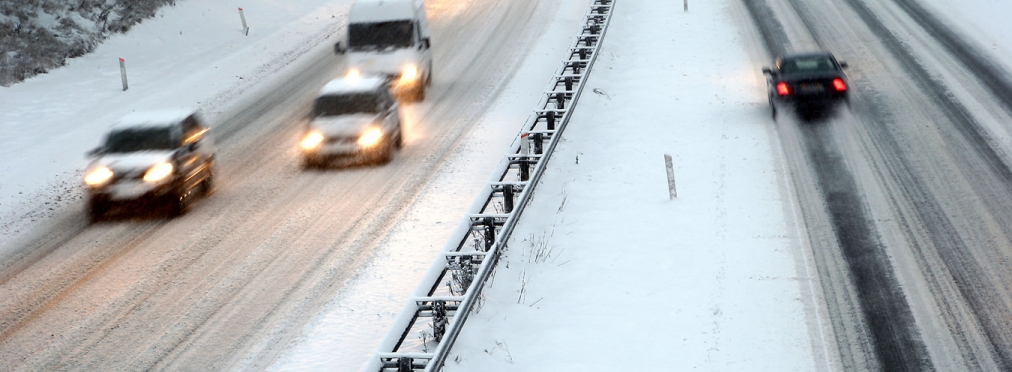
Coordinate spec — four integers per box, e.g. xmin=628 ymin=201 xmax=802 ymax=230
xmin=779 ymin=51 xmax=835 ymax=60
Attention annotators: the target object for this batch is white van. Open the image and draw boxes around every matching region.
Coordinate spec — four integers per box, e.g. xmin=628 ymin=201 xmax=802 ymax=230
xmin=335 ymin=0 xmax=433 ymax=102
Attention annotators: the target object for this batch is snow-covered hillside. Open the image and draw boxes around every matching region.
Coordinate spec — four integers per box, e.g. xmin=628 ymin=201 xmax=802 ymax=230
xmin=1 ymin=0 xmax=176 ymax=86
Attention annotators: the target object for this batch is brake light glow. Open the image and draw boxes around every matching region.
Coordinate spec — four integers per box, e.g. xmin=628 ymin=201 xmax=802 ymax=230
xmin=832 ymin=78 xmax=847 ymax=92
xmin=776 ymin=82 xmax=790 ymax=96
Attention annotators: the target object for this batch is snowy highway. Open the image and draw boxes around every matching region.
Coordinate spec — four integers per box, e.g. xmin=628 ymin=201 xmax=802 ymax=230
xmin=744 ymin=0 xmax=1012 ymax=370
xmin=3 ymin=0 xmax=1012 ymax=370
xmin=0 ymin=0 xmax=572 ymax=370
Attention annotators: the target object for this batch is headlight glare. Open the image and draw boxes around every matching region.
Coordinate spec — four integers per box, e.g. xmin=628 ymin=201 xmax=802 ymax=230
xmin=346 ymin=69 xmax=361 ymax=79
xmin=400 ymin=65 xmax=419 ymax=82
xmin=84 ymin=166 xmax=114 ymax=186
xmin=358 ymin=127 xmax=384 ymax=148
xmin=143 ymin=162 xmax=174 ymax=183
xmin=301 ymin=131 xmax=325 ymax=150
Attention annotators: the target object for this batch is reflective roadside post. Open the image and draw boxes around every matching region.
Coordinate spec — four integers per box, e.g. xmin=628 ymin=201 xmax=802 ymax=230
xmin=238 ymin=7 xmax=249 ymax=35
xmin=119 ymin=58 xmax=128 ymax=91
xmin=664 ymin=154 xmax=677 ymax=199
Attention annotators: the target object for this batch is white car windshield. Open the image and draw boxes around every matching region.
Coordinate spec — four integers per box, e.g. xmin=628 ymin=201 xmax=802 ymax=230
xmin=313 ymin=94 xmax=381 ymax=116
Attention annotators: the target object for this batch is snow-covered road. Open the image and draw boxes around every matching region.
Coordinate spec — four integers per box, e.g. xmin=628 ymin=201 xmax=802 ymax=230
xmin=5 ymin=0 xmax=1012 ymax=370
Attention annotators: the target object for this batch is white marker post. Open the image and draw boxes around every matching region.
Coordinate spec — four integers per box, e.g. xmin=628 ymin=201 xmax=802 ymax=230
xmin=684 ymin=0 xmax=688 ymax=12
xmin=664 ymin=154 xmax=677 ymax=199
xmin=520 ymin=132 xmax=529 ymax=155
xmin=119 ymin=57 xmax=128 ymax=91
xmin=238 ymin=7 xmax=249 ymax=35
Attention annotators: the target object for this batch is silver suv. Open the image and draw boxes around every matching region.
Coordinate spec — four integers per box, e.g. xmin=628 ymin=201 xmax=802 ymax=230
xmin=299 ymin=76 xmax=403 ymax=168
xmin=83 ymin=109 xmax=216 ymax=220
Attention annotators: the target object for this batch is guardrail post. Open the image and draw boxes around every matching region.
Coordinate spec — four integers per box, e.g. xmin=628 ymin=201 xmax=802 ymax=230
xmin=432 ymin=300 xmax=447 ymax=342
xmin=503 ymin=185 xmax=514 ymax=213
xmin=546 ymin=111 xmax=555 ymax=130
xmin=533 ymin=133 xmax=544 ymax=155
xmin=564 ymin=76 xmax=574 ymax=90
xmin=483 ymin=217 xmax=495 ymax=251
xmin=520 ymin=133 xmax=530 ymax=181
xmin=397 ymin=357 xmax=413 ymax=372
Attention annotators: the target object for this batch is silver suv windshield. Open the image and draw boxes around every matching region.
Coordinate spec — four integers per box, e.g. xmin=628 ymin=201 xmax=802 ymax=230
xmin=348 ymin=21 xmax=413 ymax=50
xmin=104 ymin=127 xmax=177 ymax=153
xmin=313 ymin=94 xmax=381 ymax=117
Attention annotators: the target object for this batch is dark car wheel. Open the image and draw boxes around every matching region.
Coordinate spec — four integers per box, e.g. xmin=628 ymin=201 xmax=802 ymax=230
xmin=202 ymin=165 xmax=216 ymax=196
xmin=88 ymin=197 xmax=108 ymax=222
xmin=302 ymin=156 xmax=321 ymax=170
xmin=166 ymin=189 xmax=190 ymax=218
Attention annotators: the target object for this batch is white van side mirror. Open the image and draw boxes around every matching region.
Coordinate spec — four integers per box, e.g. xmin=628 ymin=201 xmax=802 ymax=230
xmin=334 ymin=42 xmax=346 ymax=55
xmin=421 ymin=38 xmax=430 ymax=49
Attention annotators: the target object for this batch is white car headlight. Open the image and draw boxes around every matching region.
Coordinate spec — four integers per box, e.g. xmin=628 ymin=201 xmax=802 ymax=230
xmin=345 ymin=68 xmax=361 ymax=79
xmin=143 ymin=162 xmax=174 ymax=183
xmin=84 ymin=166 xmax=114 ymax=186
xmin=301 ymin=131 xmax=325 ymax=151
xmin=357 ymin=127 xmax=384 ymax=148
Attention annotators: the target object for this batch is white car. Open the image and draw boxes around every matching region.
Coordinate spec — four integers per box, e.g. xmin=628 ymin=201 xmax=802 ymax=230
xmin=83 ymin=109 xmax=216 ymax=220
xmin=300 ymin=76 xmax=404 ymax=168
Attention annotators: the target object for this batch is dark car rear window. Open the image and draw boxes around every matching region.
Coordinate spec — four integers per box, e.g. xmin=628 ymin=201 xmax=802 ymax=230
xmin=781 ymin=56 xmax=836 ymax=74
xmin=105 ymin=127 xmax=177 ymax=153
xmin=313 ymin=93 xmax=381 ymax=116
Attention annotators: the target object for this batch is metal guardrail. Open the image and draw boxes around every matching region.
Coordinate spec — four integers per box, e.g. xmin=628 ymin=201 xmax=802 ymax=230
xmin=364 ymin=1 xmax=614 ymax=370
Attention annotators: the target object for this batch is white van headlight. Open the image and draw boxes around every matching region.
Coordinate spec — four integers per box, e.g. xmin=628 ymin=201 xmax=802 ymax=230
xmin=346 ymin=68 xmax=362 ymax=79
xmin=358 ymin=127 xmax=384 ymax=148
xmin=143 ymin=162 xmax=174 ymax=183
xmin=84 ymin=166 xmax=114 ymax=186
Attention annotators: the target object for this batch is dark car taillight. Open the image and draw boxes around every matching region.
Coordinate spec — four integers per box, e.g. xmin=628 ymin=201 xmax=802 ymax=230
xmin=776 ymin=82 xmax=790 ymax=96
xmin=832 ymin=78 xmax=847 ymax=92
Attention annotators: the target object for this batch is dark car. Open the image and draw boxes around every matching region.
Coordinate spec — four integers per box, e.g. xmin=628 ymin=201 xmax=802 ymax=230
xmin=762 ymin=52 xmax=849 ymax=119
xmin=83 ymin=109 xmax=217 ymax=220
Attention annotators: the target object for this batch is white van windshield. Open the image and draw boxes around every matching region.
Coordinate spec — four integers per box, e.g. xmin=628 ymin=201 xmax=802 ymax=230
xmin=349 ymin=21 xmax=413 ymax=50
